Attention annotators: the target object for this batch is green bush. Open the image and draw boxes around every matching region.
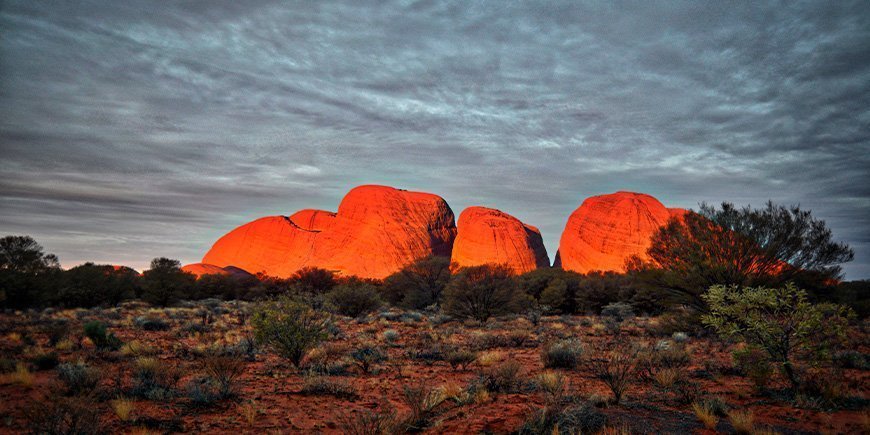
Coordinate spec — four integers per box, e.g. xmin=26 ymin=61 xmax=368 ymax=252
xmin=83 ymin=321 xmax=122 ymax=350
xmin=350 ymin=344 xmax=387 ymax=374
xmin=325 ymin=280 xmax=382 ymax=317
xmin=56 ymin=361 xmax=102 ymax=395
xmin=140 ymin=257 xmax=196 ymax=306
xmin=251 ymin=296 xmax=330 ymax=367
xmin=443 ymin=264 xmax=525 ymax=323
xmin=541 ymin=339 xmax=584 ymax=369
xmin=702 ymin=283 xmax=853 ymax=390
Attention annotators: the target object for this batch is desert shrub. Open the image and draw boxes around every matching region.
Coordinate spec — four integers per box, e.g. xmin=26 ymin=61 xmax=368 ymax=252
xmin=134 ymin=316 xmax=169 ymax=331
xmin=339 ymin=407 xmax=398 ymax=435
xmin=601 ymin=302 xmax=634 ymax=332
xmin=32 ymin=352 xmax=60 ymax=370
xmin=83 ymin=321 xmax=122 ymax=350
xmin=832 ymin=350 xmax=868 ymax=370
xmin=732 ymin=346 xmax=773 ymax=391
xmin=541 ymin=339 xmax=584 ymax=369
xmin=589 ymin=345 xmax=638 ymax=404
xmin=443 ymin=264 xmax=525 ymax=323
xmin=44 ymin=320 xmax=70 ymax=346
xmin=406 ymin=340 xmax=448 ymax=365
xmin=325 ymin=280 xmax=382 ymax=317
xmin=636 ymin=343 xmax=691 ymax=382
xmin=131 ymin=357 xmax=181 ymax=400
xmin=727 ymin=409 xmax=755 ymax=434
xmin=519 ymin=401 xmax=606 ymax=435
xmin=401 ymin=383 xmax=447 ymax=431
xmin=251 ymin=295 xmax=330 ymax=367
xmin=23 ymin=392 xmax=102 ymax=434
xmin=202 ymin=353 xmax=245 ymax=398
xmin=350 ymin=344 xmax=387 ymax=374
xmin=516 ymin=268 xmax=587 ymax=314
xmin=56 ymin=361 xmax=102 ymax=395
xmin=692 ymin=401 xmax=718 ymax=430
xmin=446 ymin=349 xmax=477 ymax=371
xmin=301 ymin=374 xmax=358 ymax=399
xmin=478 ymin=359 xmax=523 ymax=393
xmin=302 ymin=342 xmax=350 ymax=375
xmin=703 ymin=283 xmax=853 ymax=390
xmin=186 ymin=376 xmax=223 ymax=406
xmin=382 ymin=255 xmax=451 ymax=309
xmin=382 ymin=329 xmax=399 ymax=345
xmin=534 ymin=371 xmax=566 ymax=401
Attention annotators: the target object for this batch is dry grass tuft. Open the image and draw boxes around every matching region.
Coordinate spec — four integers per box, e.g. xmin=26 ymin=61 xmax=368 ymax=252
xmin=728 ymin=409 xmax=755 ymax=434
xmin=691 ymin=401 xmax=718 ymax=430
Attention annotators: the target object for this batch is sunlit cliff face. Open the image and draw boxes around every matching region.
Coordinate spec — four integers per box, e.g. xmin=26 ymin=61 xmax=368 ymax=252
xmin=201 ymin=185 xmax=457 ymax=280
xmin=189 ymin=187 xmax=691 ymax=280
xmin=556 ymin=191 xmax=685 ymax=274
xmin=451 ymin=206 xmax=549 ymax=275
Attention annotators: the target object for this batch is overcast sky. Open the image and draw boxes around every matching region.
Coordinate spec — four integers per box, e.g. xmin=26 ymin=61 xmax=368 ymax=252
xmin=1 ymin=1 xmax=868 ymax=278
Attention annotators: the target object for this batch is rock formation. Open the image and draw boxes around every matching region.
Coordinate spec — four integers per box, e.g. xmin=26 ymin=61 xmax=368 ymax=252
xmin=181 ymin=262 xmax=252 ymax=279
xmin=451 ymin=206 xmax=549 ymax=274
xmin=201 ymin=185 xmax=457 ymax=279
xmin=557 ymin=191 xmax=679 ymax=274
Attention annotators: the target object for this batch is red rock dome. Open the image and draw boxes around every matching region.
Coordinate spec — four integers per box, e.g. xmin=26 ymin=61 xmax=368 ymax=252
xmin=451 ymin=206 xmax=549 ymax=274
xmin=201 ymin=185 xmax=457 ymax=279
xmin=557 ymin=191 xmax=675 ymax=274
xmin=181 ymin=262 xmax=253 ymax=279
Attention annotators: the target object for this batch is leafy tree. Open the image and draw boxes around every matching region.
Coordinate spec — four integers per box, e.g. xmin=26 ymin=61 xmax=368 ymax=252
xmin=442 ymin=264 xmax=525 ymax=323
xmin=382 ymin=255 xmax=451 ymax=309
xmin=702 ymin=283 xmax=853 ymax=390
xmin=140 ymin=258 xmax=195 ymax=306
xmin=251 ymin=295 xmax=331 ymax=367
xmin=633 ymin=202 xmax=854 ymax=311
xmin=0 ymin=235 xmax=60 ymax=273
xmin=0 ymin=235 xmax=61 ymax=308
xmin=53 ymin=263 xmax=139 ymax=308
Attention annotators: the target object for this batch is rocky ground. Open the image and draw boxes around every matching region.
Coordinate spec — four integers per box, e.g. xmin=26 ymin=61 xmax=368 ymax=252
xmin=0 ymin=300 xmax=867 ymax=434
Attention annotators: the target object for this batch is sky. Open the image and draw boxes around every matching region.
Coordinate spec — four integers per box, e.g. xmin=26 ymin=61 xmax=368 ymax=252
xmin=1 ymin=1 xmax=869 ymax=278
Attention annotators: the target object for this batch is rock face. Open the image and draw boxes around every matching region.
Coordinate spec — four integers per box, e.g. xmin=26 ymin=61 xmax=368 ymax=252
xmin=181 ymin=262 xmax=252 ymax=279
xmin=557 ymin=191 xmax=678 ymax=274
xmin=201 ymin=185 xmax=457 ymax=279
xmin=451 ymin=206 xmax=549 ymax=274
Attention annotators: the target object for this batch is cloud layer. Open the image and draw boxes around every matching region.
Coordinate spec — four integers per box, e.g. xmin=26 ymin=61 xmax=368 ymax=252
xmin=1 ymin=1 xmax=869 ymax=277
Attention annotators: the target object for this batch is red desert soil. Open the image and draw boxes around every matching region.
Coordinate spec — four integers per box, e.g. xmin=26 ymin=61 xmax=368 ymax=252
xmin=201 ymin=185 xmax=457 ymax=280
xmin=1 ymin=303 xmax=866 ymax=434
xmin=557 ymin=191 xmax=684 ymax=274
xmin=451 ymin=206 xmax=550 ymax=275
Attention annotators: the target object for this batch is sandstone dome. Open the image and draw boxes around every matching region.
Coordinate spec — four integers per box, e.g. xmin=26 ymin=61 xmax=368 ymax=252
xmin=201 ymin=185 xmax=457 ymax=279
xmin=181 ymin=262 xmax=253 ymax=279
xmin=451 ymin=206 xmax=549 ymax=274
xmin=557 ymin=191 xmax=678 ymax=274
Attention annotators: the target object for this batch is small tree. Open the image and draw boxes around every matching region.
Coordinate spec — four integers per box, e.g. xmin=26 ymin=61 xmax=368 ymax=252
xmin=382 ymin=255 xmax=451 ymax=309
xmin=251 ymin=296 xmax=330 ymax=367
xmin=0 ymin=235 xmax=61 ymax=308
xmin=325 ymin=279 xmax=382 ymax=317
xmin=140 ymin=258 xmax=196 ymax=306
xmin=702 ymin=283 xmax=853 ymax=390
xmin=289 ymin=267 xmax=336 ymax=295
xmin=442 ymin=264 xmax=524 ymax=323
xmin=635 ymin=202 xmax=854 ymax=311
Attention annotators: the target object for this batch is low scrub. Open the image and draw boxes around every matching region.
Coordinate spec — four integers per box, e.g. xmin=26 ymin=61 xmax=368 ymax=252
xmin=251 ymin=296 xmax=331 ymax=367
xmin=541 ymin=339 xmax=583 ymax=369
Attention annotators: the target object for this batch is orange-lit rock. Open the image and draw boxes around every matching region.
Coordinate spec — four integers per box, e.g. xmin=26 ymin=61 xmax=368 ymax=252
xmin=181 ymin=262 xmax=253 ymax=278
xmin=201 ymin=185 xmax=457 ymax=279
xmin=451 ymin=206 xmax=549 ymax=274
xmin=557 ymin=191 xmax=674 ymax=274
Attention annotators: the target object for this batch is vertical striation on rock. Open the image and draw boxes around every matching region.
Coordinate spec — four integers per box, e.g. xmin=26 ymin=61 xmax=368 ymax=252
xmin=200 ymin=185 xmax=457 ymax=279
xmin=557 ymin=191 xmax=676 ymax=274
xmin=451 ymin=206 xmax=549 ymax=274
